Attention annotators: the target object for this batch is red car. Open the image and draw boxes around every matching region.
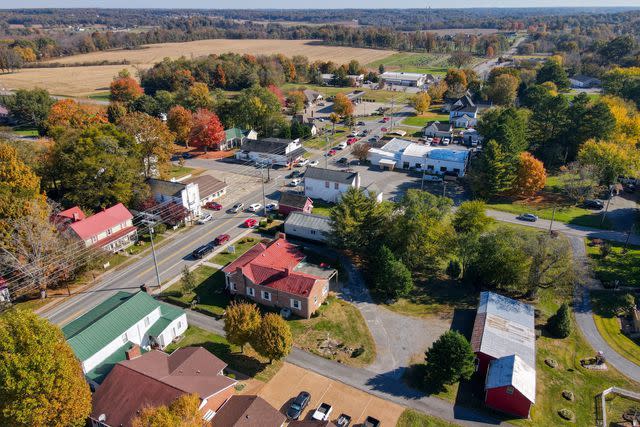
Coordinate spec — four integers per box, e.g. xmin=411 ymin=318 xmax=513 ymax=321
xmin=381 ymin=127 xmax=388 ymax=132
xmin=326 ymin=149 xmax=337 ymax=157
xmin=382 ymin=117 xmax=390 ymax=123
xmin=346 ymin=137 xmax=357 ymax=145
xmin=205 ymin=201 xmax=223 ymax=211
xmin=432 ymin=137 xmax=441 ymax=144
xmin=244 ymin=218 xmax=258 ymax=228
xmin=213 ymin=234 xmax=230 ymax=245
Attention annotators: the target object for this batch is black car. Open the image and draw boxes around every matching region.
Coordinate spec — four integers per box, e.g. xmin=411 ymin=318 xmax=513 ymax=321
xmin=337 ymin=157 xmax=348 ymax=164
xmin=289 ymin=170 xmax=303 ymax=179
xmin=286 ymin=391 xmax=311 ymax=420
xmin=192 ymin=243 xmax=214 ymax=259
xmin=583 ymin=199 xmax=604 ymax=210
xmin=364 ymin=416 xmax=381 ymax=427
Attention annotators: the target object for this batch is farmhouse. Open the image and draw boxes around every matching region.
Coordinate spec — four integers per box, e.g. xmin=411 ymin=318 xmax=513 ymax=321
xmin=423 ymin=121 xmax=453 ymax=139
xmin=62 ymin=290 xmax=188 ymax=386
xmin=453 ymin=114 xmax=477 ymax=128
xmin=235 ymin=137 xmax=306 ymax=167
xmin=89 ymin=347 xmax=236 ymax=427
xmin=148 ymin=178 xmax=201 ymax=219
xmin=380 ymin=71 xmax=429 ymax=88
xmin=222 ymin=235 xmax=336 ymax=318
xmin=304 ymin=166 xmax=360 ymax=203
xmin=368 ymin=138 xmax=470 ymax=177
xmin=470 ymin=291 xmax=536 ymax=418
xmin=448 ymin=94 xmax=478 ymax=120
xmin=303 ymin=89 xmax=323 ymax=106
xmin=569 ymin=75 xmax=601 ymax=88
xmin=62 ymin=203 xmax=137 ymax=253
xmin=278 ymin=192 xmax=314 ymax=215
xmin=183 ymin=175 xmax=227 ymax=205
xmin=284 ymin=212 xmax=332 ymax=243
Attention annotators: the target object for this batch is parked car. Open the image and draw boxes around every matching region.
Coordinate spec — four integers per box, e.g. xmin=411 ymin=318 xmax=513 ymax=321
xmin=230 ymin=203 xmax=244 ymax=213
xmin=336 ymin=141 xmax=347 ymax=150
xmin=349 ymin=131 xmax=358 ymax=137
xmin=336 ymin=414 xmax=352 ymax=427
xmin=381 ymin=127 xmax=388 ymax=132
xmin=350 ymin=159 xmax=360 ymax=165
xmin=357 ymin=121 xmax=366 ymax=126
xmin=381 ymin=117 xmax=390 ymax=123
xmin=296 ymin=159 xmax=309 ymax=167
xmin=288 ymin=170 xmax=302 ymax=179
xmin=286 ymin=391 xmax=311 ymax=420
xmin=326 ymin=149 xmax=337 ymax=157
xmin=309 ymin=160 xmax=319 ymax=167
xmin=213 ymin=234 xmax=230 ymax=245
xmin=290 ymin=178 xmax=302 ymax=186
xmin=197 ymin=213 xmax=213 ymax=224
xmin=265 ymin=202 xmax=278 ymax=211
xmin=312 ymin=403 xmax=333 ymax=421
xmin=583 ymin=199 xmax=604 ymax=209
xmin=423 ymin=174 xmax=443 ymax=182
xmin=624 ymin=184 xmax=636 ymax=193
xmin=205 ymin=201 xmax=222 ymax=211
xmin=192 ymin=243 xmax=214 ymax=259
xmin=364 ymin=416 xmax=381 ymax=427
xmin=442 ymin=138 xmax=450 ymax=145
xmin=182 ymin=152 xmax=192 ymax=159
xmin=432 ymin=137 xmax=441 ymax=144
xmin=337 ymin=157 xmax=348 ymax=164
xmin=347 ymin=137 xmax=357 ymax=145
xmin=517 ymin=213 xmax=538 ymax=222
xmin=248 ymin=203 xmax=262 ymax=212
xmin=244 ymin=218 xmax=258 ymax=228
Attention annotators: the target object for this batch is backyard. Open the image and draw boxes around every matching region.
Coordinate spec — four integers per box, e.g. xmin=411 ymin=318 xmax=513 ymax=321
xmin=586 ymin=240 xmax=640 ymax=287
xmin=162 ymin=265 xmax=229 ymax=317
xmin=401 ymin=106 xmax=450 ymax=127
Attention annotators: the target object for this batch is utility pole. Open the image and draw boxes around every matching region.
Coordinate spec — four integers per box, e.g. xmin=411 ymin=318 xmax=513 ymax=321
xmin=149 ymin=225 xmax=161 ymax=289
xmin=600 ymin=186 xmax=614 ymax=227
xmin=260 ymin=164 xmax=267 ymax=217
xmin=623 ymin=224 xmax=635 ymax=253
xmin=442 ymin=180 xmax=447 ymax=197
xmin=421 ymin=167 xmax=426 ymax=191
xmin=324 ymin=134 xmax=329 ymax=168
xmin=549 ymin=205 xmax=556 ymax=234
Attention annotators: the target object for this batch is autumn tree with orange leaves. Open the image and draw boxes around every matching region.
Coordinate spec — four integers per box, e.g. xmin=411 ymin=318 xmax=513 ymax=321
xmin=167 ymin=106 xmax=193 ymax=146
xmin=46 ymin=99 xmax=107 ymax=132
xmin=188 ymin=109 xmax=225 ymax=151
xmin=514 ymin=152 xmax=546 ymax=197
xmin=110 ymin=70 xmax=143 ymax=103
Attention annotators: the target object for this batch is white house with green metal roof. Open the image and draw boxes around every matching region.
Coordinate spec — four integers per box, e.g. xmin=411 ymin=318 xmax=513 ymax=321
xmin=62 ymin=291 xmax=187 ymax=385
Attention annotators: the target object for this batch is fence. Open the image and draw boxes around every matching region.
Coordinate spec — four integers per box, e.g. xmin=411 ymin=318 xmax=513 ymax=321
xmin=598 ymin=386 xmax=640 ymax=426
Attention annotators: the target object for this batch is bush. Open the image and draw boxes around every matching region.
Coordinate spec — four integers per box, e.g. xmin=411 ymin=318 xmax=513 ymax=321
xmin=548 ymin=303 xmax=572 ymax=339
xmin=446 ymin=260 xmax=462 ymax=280
xmin=153 ymin=223 xmax=167 ymax=234
xmin=424 ymin=331 xmax=475 ymax=388
xmin=558 ymin=408 xmax=575 ymax=421
xmin=600 ymin=242 xmax=612 ymax=258
xmin=562 ymin=390 xmax=575 ymax=401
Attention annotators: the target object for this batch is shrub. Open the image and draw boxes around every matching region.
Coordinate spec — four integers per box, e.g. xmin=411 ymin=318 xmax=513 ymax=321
xmin=600 ymin=242 xmax=612 ymax=258
xmin=424 ymin=331 xmax=475 ymax=388
xmin=446 ymin=260 xmax=462 ymax=280
xmin=562 ymin=390 xmax=575 ymax=401
xmin=558 ymin=408 xmax=575 ymax=421
xmin=548 ymin=303 xmax=572 ymax=338
xmin=153 ymin=223 xmax=167 ymax=234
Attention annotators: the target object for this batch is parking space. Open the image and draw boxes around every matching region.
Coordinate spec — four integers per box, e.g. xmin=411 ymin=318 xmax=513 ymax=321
xmin=257 ymin=363 xmax=404 ymax=426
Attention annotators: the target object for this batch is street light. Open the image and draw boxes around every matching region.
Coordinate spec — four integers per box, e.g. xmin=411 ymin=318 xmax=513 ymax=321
xmin=148 ymin=225 xmax=161 ymax=289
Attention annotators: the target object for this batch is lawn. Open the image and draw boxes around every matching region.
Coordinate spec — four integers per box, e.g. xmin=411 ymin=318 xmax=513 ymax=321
xmin=562 ymin=91 xmax=602 ymax=102
xmin=488 ymin=200 xmax=610 ymax=229
xmin=586 ymin=239 xmax=640 ymax=287
xmin=87 ymin=91 xmax=110 ymax=101
xmin=13 ymin=128 xmax=39 ymax=137
xmin=311 ymin=199 xmax=334 ymax=217
xmin=590 ymin=289 xmax=640 ymax=367
xmin=288 ymin=296 xmax=376 ymax=367
xmin=211 ymin=237 xmax=260 ymax=266
xmin=396 ymin=409 xmax=459 ymax=427
xmin=165 ymin=325 xmax=282 ymax=382
xmin=165 ymin=164 xmax=195 ymax=180
xmin=366 ymin=52 xmax=454 ymax=76
xmin=402 ymin=110 xmax=450 ymax=127
xmin=162 ymin=265 xmax=230 ymax=317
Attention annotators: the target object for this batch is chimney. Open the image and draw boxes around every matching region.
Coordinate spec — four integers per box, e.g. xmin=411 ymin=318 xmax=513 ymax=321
xmin=284 ymin=267 xmax=290 ymax=276
xmin=125 ymin=344 xmax=141 ymax=360
xmin=72 ymin=212 xmax=79 ymax=222
xmin=275 ymin=232 xmax=286 ymax=241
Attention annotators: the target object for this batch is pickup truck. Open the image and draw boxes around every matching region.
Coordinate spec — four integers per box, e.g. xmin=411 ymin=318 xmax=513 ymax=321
xmin=311 ymin=403 xmax=333 ymax=421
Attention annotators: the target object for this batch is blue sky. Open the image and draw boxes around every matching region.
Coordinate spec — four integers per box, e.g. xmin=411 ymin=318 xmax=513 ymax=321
xmin=2 ymin=1 xmax=640 ymax=8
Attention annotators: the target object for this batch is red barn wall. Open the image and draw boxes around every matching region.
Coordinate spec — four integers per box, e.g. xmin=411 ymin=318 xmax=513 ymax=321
xmin=485 ymin=385 xmax=532 ymax=418
xmin=475 ymin=352 xmax=494 ymax=377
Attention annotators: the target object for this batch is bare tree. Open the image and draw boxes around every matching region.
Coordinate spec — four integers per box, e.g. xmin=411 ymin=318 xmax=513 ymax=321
xmin=449 ymin=51 xmax=473 ymax=69
xmin=561 ymin=162 xmax=601 ymax=203
xmin=352 ymin=142 xmax=371 ymax=162
xmin=525 ymin=234 xmax=575 ymax=298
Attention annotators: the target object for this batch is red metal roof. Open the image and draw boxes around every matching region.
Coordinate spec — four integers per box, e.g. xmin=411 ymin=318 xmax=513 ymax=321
xmin=68 ymin=203 xmax=133 ymax=240
xmin=56 ymin=206 xmax=86 ymax=221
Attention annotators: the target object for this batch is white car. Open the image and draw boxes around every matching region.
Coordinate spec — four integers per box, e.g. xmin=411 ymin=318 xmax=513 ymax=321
xmin=309 ymin=160 xmax=319 ymax=167
xmin=442 ymin=138 xmax=450 ymax=146
xmin=336 ymin=141 xmax=347 ymax=150
xmin=197 ymin=213 xmax=212 ymax=224
xmin=297 ymin=159 xmax=309 ymax=167
xmin=248 ymin=203 xmax=262 ymax=212
xmin=265 ymin=202 xmax=278 ymax=211
xmin=290 ymin=178 xmax=302 ymax=186
xmin=312 ymin=403 xmax=333 ymax=421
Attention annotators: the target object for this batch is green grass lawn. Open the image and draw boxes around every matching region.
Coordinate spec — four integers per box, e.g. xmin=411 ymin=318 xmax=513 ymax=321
xmin=402 ymin=110 xmax=450 ymax=127
xmin=165 ymin=325 xmax=282 ymax=382
xmin=366 ymin=52 xmax=455 ymax=76
xmin=165 ymin=165 xmax=195 ymax=180
xmin=211 ymin=237 xmax=260 ymax=266
xmin=13 ymin=128 xmax=39 ymax=137
xmin=288 ymin=296 xmax=376 ymax=367
xmin=562 ymin=91 xmax=602 ymax=102
xmin=586 ymin=239 xmax=640 ymax=287
xmin=396 ymin=409 xmax=459 ymax=427
xmin=310 ymin=199 xmax=334 ymax=217
xmin=162 ymin=265 xmax=230 ymax=317
xmin=87 ymin=91 xmax=110 ymax=101
xmin=488 ymin=200 xmax=610 ymax=229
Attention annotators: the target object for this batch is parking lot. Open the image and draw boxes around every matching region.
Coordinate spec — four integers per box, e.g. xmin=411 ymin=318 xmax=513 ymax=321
xmin=257 ymin=363 xmax=404 ymax=425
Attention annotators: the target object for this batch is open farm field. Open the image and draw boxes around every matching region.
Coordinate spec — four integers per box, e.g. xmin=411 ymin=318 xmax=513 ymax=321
xmin=0 ymin=39 xmax=397 ymax=97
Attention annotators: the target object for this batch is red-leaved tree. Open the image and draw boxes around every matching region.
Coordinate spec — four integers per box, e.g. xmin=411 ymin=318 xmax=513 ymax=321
xmin=267 ymin=84 xmax=286 ymax=107
xmin=188 ymin=109 xmax=225 ymax=150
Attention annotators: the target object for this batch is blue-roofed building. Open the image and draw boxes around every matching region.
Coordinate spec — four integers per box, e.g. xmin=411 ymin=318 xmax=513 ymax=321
xmin=367 ymin=138 xmax=470 ymax=176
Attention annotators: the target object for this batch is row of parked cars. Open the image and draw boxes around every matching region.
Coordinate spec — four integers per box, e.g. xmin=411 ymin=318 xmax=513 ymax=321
xmin=191 ymin=234 xmax=230 ymax=259
xmin=286 ymin=391 xmax=381 ymax=426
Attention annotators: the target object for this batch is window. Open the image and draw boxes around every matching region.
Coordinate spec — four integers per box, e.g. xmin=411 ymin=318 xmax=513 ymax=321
xmin=230 ymin=283 xmax=237 ymax=291
xmin=106 ymin=228 xmax=112 ymax=235
xmin=177 ymin=321 xmax=182 ymax=329
xmin=440 ymin=166 xmax=447 ymax=172
xmin=323 ymin=284 xmax=329 ymax=295
xmin=203 ymin=410 xmax=215 ymax=421
xmin=415 ymin=163 xmax=422 ymax=169
xmin=427 ymin=165 xmax=434 ymax=170
xmin=91 ymin=236 xmax=98 ymax=243
xmin=291 ymin=299 xmax=301 ymax=310
xmin=262 ymin=291 xmax=271 ymax=301
xmin=314 ymin=296 xmax=318 ymax=305
xmin=144 ymin=317 xmax=150 ymax=327
xmin=310 ymin=230 xmax=316 ymax=235
xmin=121 ymin=333 xmax=128 ymax=344
xmin=325 ymin=181 xmax=330 ymax=188
xmin=403 ymin=162 xmax=410 ymax=169
xmin=453 ymin=168 xmax=460 ymax=174
xmin=506 ymin=386 xmax=514 ymax=395
xmin=247 ymin=287 xmax=255 ymax=297
xmin=334 ymin=183 xmax=339 ymax=190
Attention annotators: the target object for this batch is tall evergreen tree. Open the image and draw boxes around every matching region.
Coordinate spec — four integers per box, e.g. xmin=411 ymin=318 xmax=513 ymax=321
xmin=371 ymin=245 xmax=413 ymax=298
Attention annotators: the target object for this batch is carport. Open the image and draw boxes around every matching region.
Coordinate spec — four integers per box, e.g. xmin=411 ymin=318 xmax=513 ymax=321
xmin=379 ymin=158 xmax=396 ymax=170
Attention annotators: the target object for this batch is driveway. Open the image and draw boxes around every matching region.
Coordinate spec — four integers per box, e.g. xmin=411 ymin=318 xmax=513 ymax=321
xmin=257 ymin=363 xmax=404 ymax=426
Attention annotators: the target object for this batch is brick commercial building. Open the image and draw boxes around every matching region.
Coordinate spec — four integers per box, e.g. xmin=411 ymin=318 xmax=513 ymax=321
xmin=222 ymin=235 xmax=336 ymax=318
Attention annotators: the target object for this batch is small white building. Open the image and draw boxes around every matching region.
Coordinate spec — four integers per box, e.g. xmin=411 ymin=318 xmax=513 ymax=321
xmin=368 ymin=138 xmax=470 ymax=177
xmin=235 ymin=137 xmax=306 ymax=167
xmin=569 ymin=75 xmax=601 ymax=88
xmin=453 ymin=114 xmax=477 ymax=128
xmin=380 ymin=72 xmax=428 ymax=88
xmin=423 ymin=121 xmax=453 ymax=138
xmin=304 ymin=167 xmax=360 ymax=203
xmin=63 ymin=204 xmax=137 ymax=253
xmin=62 ymin=291 xmax=188 ymax=386
xmin=148 ymin=178 xmax=202 ymax=219
xmin=284 ymin=212 xmax=332 ymax=243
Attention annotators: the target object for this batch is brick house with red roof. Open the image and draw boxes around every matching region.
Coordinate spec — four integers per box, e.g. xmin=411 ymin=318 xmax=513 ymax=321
xmin=63 ymin=203 xmax=137 ymax=253
xmin=222 ymin=235 xmax=336 ymax=318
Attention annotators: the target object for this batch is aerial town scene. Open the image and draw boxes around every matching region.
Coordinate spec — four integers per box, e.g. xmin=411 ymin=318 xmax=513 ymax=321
xmin=0 ymin=3 xmax=639 ymax=427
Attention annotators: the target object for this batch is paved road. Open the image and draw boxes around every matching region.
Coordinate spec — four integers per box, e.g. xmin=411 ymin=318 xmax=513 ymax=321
xmin=473 ymin=35 xmax=526 ymax=79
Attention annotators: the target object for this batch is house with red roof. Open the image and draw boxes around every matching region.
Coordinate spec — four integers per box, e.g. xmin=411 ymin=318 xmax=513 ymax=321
xmin=63 ymin=203 xmax=137 ymax=253
xmin=222 ymin=234 xmax=336 ymax=318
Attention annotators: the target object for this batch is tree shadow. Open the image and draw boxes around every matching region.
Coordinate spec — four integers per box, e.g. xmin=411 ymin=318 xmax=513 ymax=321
xmin=186 ymin=339 xmax=270 ymax=379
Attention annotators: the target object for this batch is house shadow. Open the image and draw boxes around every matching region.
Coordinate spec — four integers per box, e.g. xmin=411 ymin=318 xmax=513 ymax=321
xmin=186 ymin=339 xmax=270 ymax=379
xmin=450 ymin=308 xmax=476 ymax=338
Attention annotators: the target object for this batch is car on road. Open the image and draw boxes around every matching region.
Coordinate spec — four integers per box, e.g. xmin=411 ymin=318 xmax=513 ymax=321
xmin=347 ymin=137 xmax=357 ymax=145
xmin=290 ymin=178 xmax=302 ymax=186
xmin=213 ymin=234 xmax=230 ymax=245
xmin=244 ymin=218 xmax=258 ymax=228
xmin=309 ymin=160 xmax=319 ymax=167
xmin=381 ymin=117 xmax=390 ymax=123
xmin=357 ymin=121 xmax=366 ymax=126
xmin=197 ymin=213 xmax=213 ymax=224
xmin=286 ymin=391 xmax=311 ymax=420
xmin=583 ymin=199 xmax=604 ymax=209
xmin=248 ymin=203 xmax=262 ymax=212
xmin=192 ymin=243 xmax=214 ymax=259
xmin=204 ymin=201 xmax=222 ymax=211
xmin=326 ymin=149 xmax=337 ymax=157
xmin=312 ymin=403 xmax=333 ymax=421
xmin=288 ymin=170 xmax=303 ymax=179
xmin=364 ymin=416 xmax=381 ymax=427
xmin=265 ymin=202 xmax=278 ymax=211
xmin=296 ymin=159 xmax=309 ymax=167
xmin=336 ymin=141 xmax=347 ymax=150
xmin=517 ymin=213 xmax=539 ymax=222
xmin=337 ymin=157 xmax=348 ymax=164
xmin=625 ymin=184 xmax=636 ymax=193
xmin=182 ymin=152 xmax=192 ymax=159
xmin=380 ymin=127 xmax=388 ymax=132
xmin=230 ymin=203 xmax=244 ymax=213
